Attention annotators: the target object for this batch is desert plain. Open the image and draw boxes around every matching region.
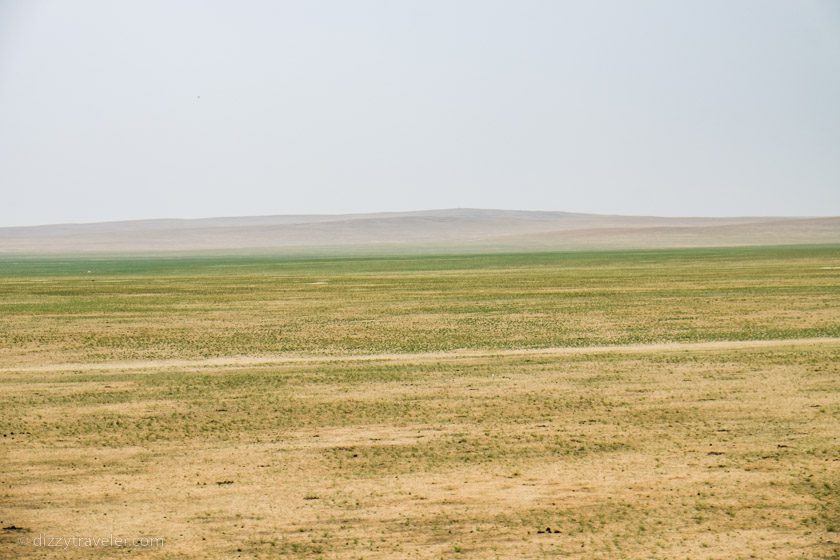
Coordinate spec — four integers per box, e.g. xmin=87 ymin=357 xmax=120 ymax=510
xmin=1 ymin=226 xmax=839 ymax=559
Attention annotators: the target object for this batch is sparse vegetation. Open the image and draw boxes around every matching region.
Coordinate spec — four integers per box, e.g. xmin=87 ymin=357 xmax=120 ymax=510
xmin=0 ymin=246 xmax=838 ymax=558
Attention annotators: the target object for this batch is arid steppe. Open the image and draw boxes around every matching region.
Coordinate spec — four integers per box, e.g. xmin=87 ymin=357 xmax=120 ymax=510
xmin=1 ymin=245 xmax=838 ymax=559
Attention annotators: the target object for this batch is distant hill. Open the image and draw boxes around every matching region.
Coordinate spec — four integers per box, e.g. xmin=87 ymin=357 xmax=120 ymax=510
xmin=1 ymin=209 xmax=838 ymax=254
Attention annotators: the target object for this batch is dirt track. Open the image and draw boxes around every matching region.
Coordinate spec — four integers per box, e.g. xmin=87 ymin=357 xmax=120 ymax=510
xmin=4 ymin=336 xmax=839 ymax=373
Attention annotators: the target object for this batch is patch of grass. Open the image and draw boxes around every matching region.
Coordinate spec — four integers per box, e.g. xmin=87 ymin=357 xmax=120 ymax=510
xmin=1 ymin=245 xmax=839 ymax=364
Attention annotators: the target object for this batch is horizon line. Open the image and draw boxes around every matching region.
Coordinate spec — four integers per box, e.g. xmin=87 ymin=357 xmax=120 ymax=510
xmin=2 ymin=207 xmax=835 ymax=230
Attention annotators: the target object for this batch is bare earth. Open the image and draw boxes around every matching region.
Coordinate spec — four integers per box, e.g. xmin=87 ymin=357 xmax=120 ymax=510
xmin=1 ymin=337 xmax=838 ymax=559
xmin=3 ymin=336 xmax=839 ymax=374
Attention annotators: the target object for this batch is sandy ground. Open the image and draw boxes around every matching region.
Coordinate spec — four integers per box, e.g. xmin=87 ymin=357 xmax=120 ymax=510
xmin=2 ymin=337 xmax=838 ymax=559
xmin=3 ymin=336 xmax=839 ymax=374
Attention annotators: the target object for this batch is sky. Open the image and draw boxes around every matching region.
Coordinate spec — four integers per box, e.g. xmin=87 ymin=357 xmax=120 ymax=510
xmin=1 ymin=0 xmax=839 ymax=226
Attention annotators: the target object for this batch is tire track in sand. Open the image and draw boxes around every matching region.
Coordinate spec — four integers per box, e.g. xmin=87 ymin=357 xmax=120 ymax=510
xmin=2 ymin=336 xmax=839 ymax=373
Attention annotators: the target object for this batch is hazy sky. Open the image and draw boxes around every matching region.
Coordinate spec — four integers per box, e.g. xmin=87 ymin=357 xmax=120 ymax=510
xmin=1 ymin=0 xmax=839 ymax=226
